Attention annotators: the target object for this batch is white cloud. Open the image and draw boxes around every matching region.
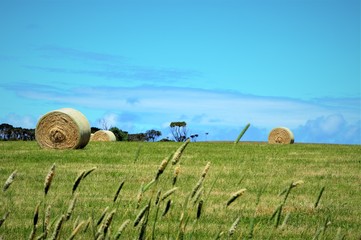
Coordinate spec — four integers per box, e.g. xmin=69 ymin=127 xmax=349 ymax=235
xmin=0 ymin=113 xmax=37 ymax=129
xmin=294 ymin=115 xmax=360 ymax=144
xmin=2 ymin=84 xmax=360 ymax=144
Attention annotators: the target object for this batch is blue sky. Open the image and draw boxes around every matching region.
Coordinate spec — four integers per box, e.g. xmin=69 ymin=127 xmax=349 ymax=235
xmin=0 ymin=0 xmax=360 ymax=144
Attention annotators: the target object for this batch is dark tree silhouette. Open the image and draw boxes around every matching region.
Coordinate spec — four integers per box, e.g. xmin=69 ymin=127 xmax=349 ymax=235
xmin=169 ymin=121 xmax=188 ymax=142
xmin=0 ymin=123 xmax=35 ymax=141
xmin=109 ymin=127 xmax=129 ymax=141
xmin=145 ymin=129 xmax=162 ymax=142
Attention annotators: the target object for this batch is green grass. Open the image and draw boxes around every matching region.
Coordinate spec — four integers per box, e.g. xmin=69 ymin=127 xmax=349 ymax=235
xmin=0 ymin=141 xmax=360 ymax=239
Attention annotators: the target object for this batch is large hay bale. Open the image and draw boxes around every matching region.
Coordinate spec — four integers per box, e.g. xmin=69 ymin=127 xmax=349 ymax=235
xmin=268 ymin=127 xmax=294 ymax=144
xmin=91 ymin=130 xmax=116 ymax=142
xmin=35 ymin=108 xmax=91 ymax=149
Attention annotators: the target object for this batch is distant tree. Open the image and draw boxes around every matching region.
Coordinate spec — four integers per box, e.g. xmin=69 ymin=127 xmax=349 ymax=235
xmin=170 ymin=121 xmax=188 ymax=142
xmin=0 ymin=123 xmax=13 ymax=140
xmin=145 ymin=129 xmax=162 ymax=142
xmin=128 ymin=133 xmax=146 ymax=142
xmin=0 ymin=123 xmax=35 ymax=141
xmin=98 ymin=118 xmax=110 ymax=130
xmin=91 ymin=127 xmax=101 ymax=133
xmin=190 ymin=134 xmax=199 ymax=142
xmin=159 ymin=137 xmax=174 ymax=142
xmin=109 ymin=127 xmax=128 ymax=141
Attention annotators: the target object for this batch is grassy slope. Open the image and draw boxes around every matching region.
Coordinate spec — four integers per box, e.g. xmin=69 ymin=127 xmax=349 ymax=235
xmin=0 ymin=141 xmax=360 ymax=239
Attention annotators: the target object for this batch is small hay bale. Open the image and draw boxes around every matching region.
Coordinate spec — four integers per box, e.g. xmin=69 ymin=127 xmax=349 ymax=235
xmin=35 ymin=108 xmax=91 ymax=149
xmin=268 ymin=127 xmax=294 ymax=144
xmin=91 ymin=130 xmax=116 ymax=142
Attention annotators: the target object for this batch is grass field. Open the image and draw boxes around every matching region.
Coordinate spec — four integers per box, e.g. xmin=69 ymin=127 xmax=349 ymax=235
xmin=1 ymin=141 xmax=360 ymax=239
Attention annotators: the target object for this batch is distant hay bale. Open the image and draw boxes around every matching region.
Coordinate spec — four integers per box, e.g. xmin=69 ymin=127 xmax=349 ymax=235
xmin=268 ymin=127 xmax=294 ymax=144
xmin=35 ymin=108 xmax=91 ymax=149
xmin=91 ymin=130 xmax=116 ymax=142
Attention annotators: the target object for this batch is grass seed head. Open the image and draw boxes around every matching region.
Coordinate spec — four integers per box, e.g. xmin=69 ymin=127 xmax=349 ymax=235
xmin=3 ymin=170 xmax=17 ymax=192
xmin=114 ymin=219 xmax=130 ymax=239
xmin=44 ymin=163 xmax=56 ymax=195
xmin=66 ymin=194 xmax=78 ymax=221
xmin=226 ymin=188 xmax=247 ymax=207
xmin=201 ymin=162 xmax=211 ymax=178
xmin=161 ymin=187 xmax=178 ymax=202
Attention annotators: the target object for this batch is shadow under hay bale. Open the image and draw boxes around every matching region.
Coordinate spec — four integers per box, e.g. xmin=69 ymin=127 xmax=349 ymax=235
xmin=268 ymin=127 xmax=294 ymax=144
xmin=35 ymin=108 xmax=91 ymax=149
xmin=91 ymin=130 xmax=116 ymax=142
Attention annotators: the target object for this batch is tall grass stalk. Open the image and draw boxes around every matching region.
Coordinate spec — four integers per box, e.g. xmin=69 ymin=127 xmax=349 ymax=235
xmin=234 ymin=123 xmax=250 ymax=145
xmin=3 ymin=170 xmax=17 ymax=192
xmin=114 ymin=219 xmax=130 ymax=240
xmin=171 ymin=138 xmax=190 ymax=165
xmin=226 ymin=189 xmax=247 ymax=207
xmin=113 ymin=180 xmax=125 ymax=203
xmin=44 ymin=163 xmax=56 ymax=196
xmin=68 ymin=220 xmax=85 ymax=240
xmin=314 ymin=186 xmax=325 ymax=208
xmin=0 ymin=211 xmax=10 ymax=228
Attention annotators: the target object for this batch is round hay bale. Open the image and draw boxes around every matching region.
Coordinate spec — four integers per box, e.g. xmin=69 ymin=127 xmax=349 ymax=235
xmin=35 ymin=108 xmax=91 ymax=149
xmin=91 ymin=130 xmax=116 ymax=142
xmin=268 ymin=127 xmax=294 ymax=144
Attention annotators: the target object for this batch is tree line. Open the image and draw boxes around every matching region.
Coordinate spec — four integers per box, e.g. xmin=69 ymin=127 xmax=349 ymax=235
xmin=0 ymin=121 xmax=194 ymax=142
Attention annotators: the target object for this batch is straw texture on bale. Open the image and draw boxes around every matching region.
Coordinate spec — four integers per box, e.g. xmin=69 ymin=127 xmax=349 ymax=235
xmin=35 ymin=108 xmax=91 ymax=149
xmin=268 ymin=127 xmax=294 ymax=144
xmin=91 ymin=130 xmax=116 ymax=142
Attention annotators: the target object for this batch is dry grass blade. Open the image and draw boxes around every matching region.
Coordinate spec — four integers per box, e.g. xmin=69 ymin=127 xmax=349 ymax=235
xmin=102 ymin=210 xmax=116 ymax=236
xmin=201 ymin=162 xmax=211 ymax=178
xmin=143 ymin=179 xmax=156 ymax=193
xmin=33 ymin=201 xmax=41 ymax=227
xmin=162 ymin=199 xmax=172 ymax=217
xmin=134 ymin=203 xmax=150 ymax=227
xmin=0 ymin=211 xmax=10 ymax=228
xmin=82 ymin=217 xmax=92 ymax=233
xmin=155 ymin=189 xmax=162 ymax=206
xmin=191 ymin=178 xmax=204 ymax=199
xmin=3 ymin=170 xmax=17 ymax=192
xmin=172 ymin=165 xmax=181 ymax=186
xmin=114 ymin=219 xmax=130 ymax=239
xmin=138 ymin=204 xmax=150 ymax=240
xmin=136 ymin=183 xmax=144 ymax=209
xmin=155 ymin=154 xmax=172 ymax=180
xmin=160 ymin=187 xmax=178 ymax=202
xmin=314 ymin=186 xmax=326 ymax=208
xmin=97 ymin=207 xmax=109 ymax=226
xmin=72 ymin=171 xmax=85 ymax=194
xmin=192 ymin=187 xmax=203 ymax=205
xmin=113 ymin=180 xmax=125 ymax=203
xmin=229 ymin=216 xmax=241 ymax=236
xmin=50 ymin=215 xmax=65 ymax=240
xmin=82 ymin=167 xmax=97 ymax=179
xmin=43 ymin=205 xmax=51 ymax=238
xmin=196 ymin=200 xmax=203 ymax=219
xmin=28 ymin=226 xmax=36 ymax=240
xmin=68 ymin=220 xmax=85 ymax=240
xmin=291 ymin=180 xmax=304 ymax=188
xmin=226 ymin=189 xmax=247 ymax=207
xmin=171 ymin=138 xmax=190 ymax=165
xmin=66 ymin=194 xmax=77 ymax=221
xmin=44 ymin=163 xmax=56 ymax=195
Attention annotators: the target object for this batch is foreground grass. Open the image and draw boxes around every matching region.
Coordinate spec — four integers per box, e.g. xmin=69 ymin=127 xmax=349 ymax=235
xmin=0 ymin=141 xmax=360 ymax=239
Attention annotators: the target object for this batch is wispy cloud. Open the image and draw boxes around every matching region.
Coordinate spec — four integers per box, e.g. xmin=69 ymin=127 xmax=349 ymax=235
xmin=25 ymin=45 xmax=201 ymax=84
xmin=294 ymin=115 xmax=360 ymax=144
xmin=36 ymin=45 xmax=126 ymax=63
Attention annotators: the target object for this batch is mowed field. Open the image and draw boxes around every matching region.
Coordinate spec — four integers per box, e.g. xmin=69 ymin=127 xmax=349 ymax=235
xmin=1 ymin=141 xmax=360 ymax=239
